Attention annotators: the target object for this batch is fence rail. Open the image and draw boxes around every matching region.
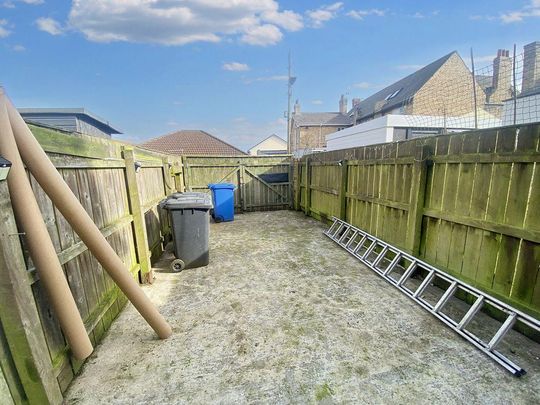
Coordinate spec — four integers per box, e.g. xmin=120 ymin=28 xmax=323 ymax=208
xmin=296 ymin=123 xmax=540 ymax=322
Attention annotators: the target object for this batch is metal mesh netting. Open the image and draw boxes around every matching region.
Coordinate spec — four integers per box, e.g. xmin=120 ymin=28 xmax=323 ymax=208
xmin=389 ymin=46 xmax=540 ymax=138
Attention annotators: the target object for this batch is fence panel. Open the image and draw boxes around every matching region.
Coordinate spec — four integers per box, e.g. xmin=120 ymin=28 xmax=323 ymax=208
xmin=0 ymin=124 xmax=179 ymax=400
xmin=298 ymin=123 xmax=540 ymax=320
xmin=183 ymin=155 xmax=292 ymax=211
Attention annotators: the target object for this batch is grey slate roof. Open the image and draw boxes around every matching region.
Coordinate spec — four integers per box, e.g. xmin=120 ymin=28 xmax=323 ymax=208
xmin=292 ymin=112 xmax=353 ymax=126
xmin=349 ymin=51 xmax=457 ymax=121
xmin=18 ymin=108 xmax=122 ymax=134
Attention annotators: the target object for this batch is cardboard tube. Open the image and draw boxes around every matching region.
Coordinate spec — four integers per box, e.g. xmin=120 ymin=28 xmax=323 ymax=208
xmin=0 ymin=94 xmax=93 ymax=360
xmin=6 ymin=98 xmax=172 ymax=340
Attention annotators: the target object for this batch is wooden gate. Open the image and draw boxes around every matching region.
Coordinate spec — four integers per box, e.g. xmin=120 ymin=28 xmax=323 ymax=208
xmin=182 ymin=155 xmax=292 ymax=212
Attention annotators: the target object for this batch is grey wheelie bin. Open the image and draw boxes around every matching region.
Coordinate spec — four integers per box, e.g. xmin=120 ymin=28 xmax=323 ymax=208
xmin=160 ymin=193 xmax=213 ymax=272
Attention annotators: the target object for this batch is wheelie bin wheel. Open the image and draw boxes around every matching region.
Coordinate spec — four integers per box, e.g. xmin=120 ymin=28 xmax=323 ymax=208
xmin=171 ymin=258 xmax=185 ymax=273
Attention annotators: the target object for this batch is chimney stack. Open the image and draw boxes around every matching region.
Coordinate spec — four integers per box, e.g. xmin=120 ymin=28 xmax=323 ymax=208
xmin=489 ymin=49 xmax=512 ymax=103
xmin=522 ymin=41 xmax=540 ymax=94
xmin=293 ymin=99 xmax=300 ymax=114
xmin=339 ymin=94 xmax=347 ymax=114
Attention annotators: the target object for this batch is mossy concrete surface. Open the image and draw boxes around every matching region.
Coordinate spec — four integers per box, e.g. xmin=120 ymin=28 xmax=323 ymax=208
xmin=65 ymin=211 xmax=540 ymax=404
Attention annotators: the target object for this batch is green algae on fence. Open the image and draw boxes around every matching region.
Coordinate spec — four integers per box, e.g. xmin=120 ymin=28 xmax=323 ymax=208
xmin=296 ymin=123 xmax=540 ymax=320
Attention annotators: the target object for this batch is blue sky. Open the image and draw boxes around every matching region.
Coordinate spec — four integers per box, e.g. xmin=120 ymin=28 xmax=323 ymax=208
xmin=0 ymin=0 xmax=539 ymax=150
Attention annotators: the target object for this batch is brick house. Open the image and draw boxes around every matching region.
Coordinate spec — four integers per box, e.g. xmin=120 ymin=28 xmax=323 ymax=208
xmin=349 ymin=51 xmax=486 ymax=125
xmin=290 ymin=95 xmax=353 ymax=156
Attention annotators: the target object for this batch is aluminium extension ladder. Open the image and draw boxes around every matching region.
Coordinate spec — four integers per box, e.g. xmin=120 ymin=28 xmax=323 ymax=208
xmin=324 ymin=217 xmax=540 ymax=376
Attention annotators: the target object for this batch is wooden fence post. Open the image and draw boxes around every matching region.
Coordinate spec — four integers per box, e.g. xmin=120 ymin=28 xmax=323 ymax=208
xmin=294 ymin=160 xmax=301 ymax=211
xmin=338 ymin=159 xmax=348 ymax=220
xmin=0 ymin=180 xmax=63 ymax=405
xmin=161 ymin=157 xmax=173 ymax=196
xmin=173 ymin=159 xmax=184 ymax=192
xmin=405 ymin=144 xmax=432 ymax=255
xmin=303 ymin=158 xmax=311 ymax=215
xmin=183 ymin=157 xmax=191 ymax=192
xmin=239 ymin=164 xmax=247 ymax=212
xmin=122 ymin=148 xmax=153 ymax=284
xmin=288 ymin=160 xmax=293 ymax=209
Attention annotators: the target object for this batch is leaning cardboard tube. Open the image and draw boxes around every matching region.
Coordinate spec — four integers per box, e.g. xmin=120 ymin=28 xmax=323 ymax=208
xmin=6 ymin=100 xmax=172 ymax=340
xmin=0 ymin=96 xmax=94 ymax=360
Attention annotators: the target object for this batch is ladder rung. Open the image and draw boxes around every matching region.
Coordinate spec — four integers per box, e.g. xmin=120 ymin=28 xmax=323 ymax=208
xmin=488 ymin=313 xmax=517 ymax=351
xmin=397 ymin=261 xmax=417 ymax=286
xmin=372 ymin=246 xmax=389 ymax=268
xmin=352 ymin=235 xmax=367 ymax=254
xmin=383 ymin=253 xmax=402 ymax=277
xmin=331 ymin=223 xmax=344 ymax=239
xmin=337 ymin=226 xmax=351 ymax=243
xmin=343 ymin=230 xmax=358 ymax=247
xmin=434 ymin=281 xmax=458 ymax=313
xmin=326 ymin=220 xmax=340 ymax=236
xmin=361 ymin=240 xmax=377 ymax=259
xmin=458 ymin=296 xmax=484 ymax=330
xmin=413 ymin=270 xmax=435 ymax=298
xmin=345 ymin=235 xmax=359 ymax=252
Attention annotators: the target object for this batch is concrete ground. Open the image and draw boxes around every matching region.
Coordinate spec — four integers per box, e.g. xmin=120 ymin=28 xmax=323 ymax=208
xmin=65 ymin=211 xmax=540 ymax=404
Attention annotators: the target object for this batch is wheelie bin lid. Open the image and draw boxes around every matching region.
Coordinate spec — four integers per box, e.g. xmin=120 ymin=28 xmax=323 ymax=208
xmin=208 ymin=183 xmax=236 ymax=190
xmin=160 ymin=193 xmax=213 ymax=210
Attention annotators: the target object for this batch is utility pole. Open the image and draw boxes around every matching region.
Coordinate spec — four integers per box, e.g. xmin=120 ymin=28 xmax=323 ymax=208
xmin=287 ymin=51 xmax=296 ymax=154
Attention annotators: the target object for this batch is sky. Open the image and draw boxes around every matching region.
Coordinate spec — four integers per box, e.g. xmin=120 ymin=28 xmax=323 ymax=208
xmin=0 ymin=0 xmax=539 ymax=151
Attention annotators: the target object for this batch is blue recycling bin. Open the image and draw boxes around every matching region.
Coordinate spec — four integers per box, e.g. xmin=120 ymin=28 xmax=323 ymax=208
xmin=208 ymin=183 xmax=236 ymax=222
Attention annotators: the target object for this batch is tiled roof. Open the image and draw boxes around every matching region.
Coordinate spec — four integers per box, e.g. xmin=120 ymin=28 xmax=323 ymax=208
xmin=292 ymin=112 xmax=353 ymax=126
xmin=140 ymin=130 xmax=246 ymax=156
xmin=349 ymin=51 xmax=457 ymax=121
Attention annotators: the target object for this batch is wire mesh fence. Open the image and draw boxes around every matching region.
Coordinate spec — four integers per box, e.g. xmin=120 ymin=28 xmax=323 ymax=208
xmin=403 ymin=43 xmax=540 ymax=137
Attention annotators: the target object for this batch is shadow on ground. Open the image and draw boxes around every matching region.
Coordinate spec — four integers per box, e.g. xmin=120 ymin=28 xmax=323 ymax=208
xmin=65 ymin=211 xmax=540 ymax=404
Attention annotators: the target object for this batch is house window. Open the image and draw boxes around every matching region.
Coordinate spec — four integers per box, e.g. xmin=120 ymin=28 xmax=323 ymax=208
xmin=384 ymin=88 xmax=402 ymax=101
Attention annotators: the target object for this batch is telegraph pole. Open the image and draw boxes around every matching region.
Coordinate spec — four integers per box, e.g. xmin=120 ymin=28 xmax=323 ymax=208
xmin=287 ymin=51 xmax=296 ymax=154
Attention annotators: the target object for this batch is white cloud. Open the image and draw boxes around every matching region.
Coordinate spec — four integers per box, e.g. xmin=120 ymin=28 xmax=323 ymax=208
xmin=347 ymin=9 xmax=385 ymax=20
xmin=474 ymin=54 xmax=496 ymax=63
xmin=36 ymin=17 xmax=63 ymax=35
xmin=469 ymin=15 xmax=497 ymax=21
xmin=241 ymin=24 xmax=282 ymax=46
xmin=222 ymin=62 xmax=250 ymax=71
xmin=12 ymin=44 xmax=25 ymax=51
xmin=353 ymin=81 xmax=376 ymax=89
xmin=306 ymin=2 xmax=343 ymax=28
xmin=63 ymin=0 xmax=301 ymax=46
xmin=243 ymin=75 xmax=288 ymax=84
xmin=474 ymin=1 xmax=540 ymax=23
xmin=412 ymin=12 xmax=425 ymax=19
xmin=311 ymin=99 xmax=323 ymax=105
xmin=0 ymin=19 xmax=11 ymax=38
xmin=3 ymin=0 xmax=43 ymax=6
xmin=263 ymin=9 xmax=303 ymax=31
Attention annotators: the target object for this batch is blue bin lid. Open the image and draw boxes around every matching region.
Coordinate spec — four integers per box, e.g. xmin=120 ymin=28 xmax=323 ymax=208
xmin=208 ymin=183 xmax=236 ymax=190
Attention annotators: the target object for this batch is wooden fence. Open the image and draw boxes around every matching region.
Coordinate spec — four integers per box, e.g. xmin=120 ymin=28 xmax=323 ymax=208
xmin=0 ymin=124 xmax=294 ymax=404
xmin=296 ymin=123 xmax=540 ymax=321
xmin=183 ymin=155 xmax=292 ymax=211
